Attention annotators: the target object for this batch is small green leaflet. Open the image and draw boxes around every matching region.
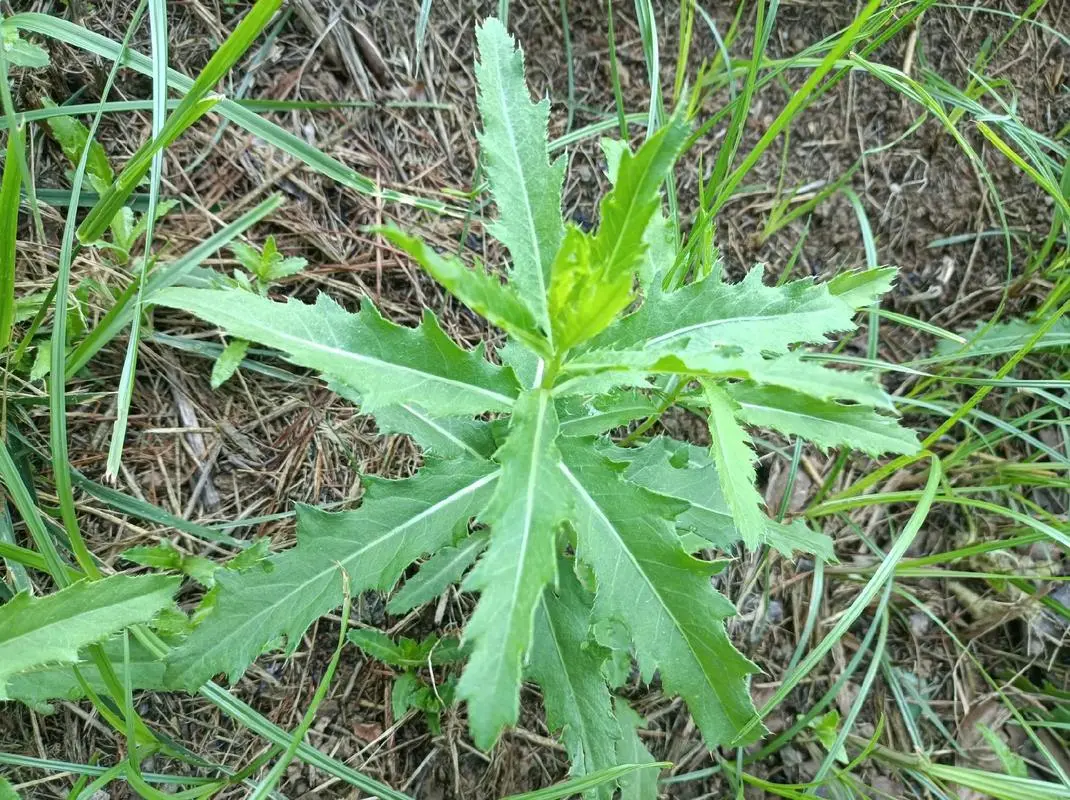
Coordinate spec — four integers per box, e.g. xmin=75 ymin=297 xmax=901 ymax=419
xmin=558 ymin=391 xmax=662 ymax=438
xmin=529 ymin=561 xmax=619 ymax=798
xmin=727 ymin=383 xmax=919 ymax=456
xmin=613 ymin=698 xmax=660 ymax=800
xmin=0 ymin=775 xmax=18 ymax=800
xmin=347 ymin=629 xmax=463 ymax=668
xmin=703 ymin=382 xmax=767 ymax=550
xmin=381 ymin=226 xmax=550 ymax=357
xmin=475 ymin=17 xmax=565 ymax=336
xmin=826 ymin=267 xmax=897 ymax=308
xmin=590 ymin=267 xmax=859 ymax=355
xmin=388 ymin=531 xmax=490 ymax=613
xmin=458 ymin=390 xmax=571 ymax=749
xmin=40 ymin=98 xmax=115 ymax=189
xmin=210 ymin=338 xmax=250 ymax=388
xmin=165 ymin=457 xmax=497 ymax=688
xmin=560 ymin=441 xmax=762 ymax=748
xmin=0 ymin=575 xmax=179 ymax=697
xmin=156 ymin=289 xmax=520 ymax=416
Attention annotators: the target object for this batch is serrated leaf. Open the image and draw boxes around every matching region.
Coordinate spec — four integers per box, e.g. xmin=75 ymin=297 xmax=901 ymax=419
xmin=559 ymin=441 xmax=762 ymax=748
xmin=458 ymin=390 xmax=571 ymax=748
xmin=548 ymin=122 xmax=688 ymax=352
xmin=0 ymin=575 xmax=179 ymax=696
xmin=156 ymin=289 xmax=520 ymax=416
xmin=330 ymin=385 xmax=498 ymax=461
xmin=475 ymin=17 xmax=565 ymax=334
xmin=529 ymin=560 xmax=618 ymax=797
xmin=3 ymin=637 xmax=167 ymax=709
xmin=388 ymin=531 xmax=490 ymax=613
xmin=591 ymin=267 xmax=858 ymax=355
xmin=605 ymin=439 xmax=738 ymax=549
xmin=704 ymin=382 xmax=766 ymax=549
xmin=727 ymin=384 xmax=919 ymax=456
xmin=347 ymin=629 xmax=462 ymax=668
xmin=612 ymin=698 xmax=660 ymax=800
xmin=40 ymin=99 xmax=114 ymax=186
xmin=764 ymin=518 xmax=835 ymax=561
xmin=601 ymin=139 xmax=675 ymax=291
xmin=210 ymin=338 xmax=250 ymax=389
xmin=827 ymin=267 xmax=897 ymax=308
xmin=558 ymin=391 xmax=661 ymax=438
xmin=165 ymin=457 xmax=498 ymax=689
xmin=380 ymin=226 xmax=549 ymax=356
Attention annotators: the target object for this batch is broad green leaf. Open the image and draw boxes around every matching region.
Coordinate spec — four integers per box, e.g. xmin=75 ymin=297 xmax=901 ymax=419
xmin=388 ymin=531 xmax=490 ymax=613
xmin=727 ymin=384 xmax=919 ymax=456
xmin=613 ymin=698 xmax=660 ymax=800
xmin=210 ymin=337 xmax=250 ymax=388
xmin=547 ymin=122 xmax=688 ymax=352
xmin=381 ymin=226 xmax=549 ymax=356
xmin=371 ymin=403 xmax=498 ymax=460
xmin=156 ymin=289 xmax=520 ymax=416
xmin=529 ymin=561 xmax=618 ymax=796
xmin=475 ymin=17 xmax=565 ymax=335
xmin=605 ymin=439 xmax=737 ymax=549
xmin=590 ymin=267 xmax=858 ymax=355
xmin=559 ymin=441 xmax=762 ymax=748
xmin=827 ymin=267 xmax=897 ymax=308
xmin=40 ymin=99 xmax=114 ymax=186
xmin=165 ymin=457 xmax=498 ymax=688
xmin=347 ymin=629 xmax=462 ymax=668
xmin=122 ymin=540 xmax=218 ymax=587
xmin=0 ymin=574 xmax=179 ymax=696
xmin=458 ymin=389 xmax=570 ymax=748
xmin=3 ymin=637 xmax=166 ymax=709
xmin=704 ymin=382 xmax=766 ymax=549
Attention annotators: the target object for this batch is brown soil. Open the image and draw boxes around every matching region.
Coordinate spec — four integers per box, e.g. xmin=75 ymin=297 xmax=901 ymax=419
xmin=2 ymin=0 xmax=1068 ymax=797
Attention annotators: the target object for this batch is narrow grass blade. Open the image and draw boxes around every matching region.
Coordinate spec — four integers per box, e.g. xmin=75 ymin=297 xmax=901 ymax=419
xmin=0 ymin=126 xmax=22 ymax=351
xmin=77 ymin=0 xmax=282 ymax=243
xmin=105 ymin=0 xmax=172 ymax=479
xmin=502 ymin=762 xmax=670 ymax=800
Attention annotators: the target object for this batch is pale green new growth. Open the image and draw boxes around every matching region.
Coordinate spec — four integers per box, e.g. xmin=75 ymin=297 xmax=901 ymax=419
xmin=151 ymin=15 xmax=918 ymax=793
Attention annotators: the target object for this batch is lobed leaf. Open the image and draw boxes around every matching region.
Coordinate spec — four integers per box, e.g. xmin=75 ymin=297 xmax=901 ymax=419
xmin=612 ymin=698 xmax=660 ymax=800
xmin=529 ymin=561 xmax=619 ymax=797
xmin=388 ymin=531 xmax=490 ymax=614
xmin=165 ymin=457 xmax=497 ymax=689
xmin=370 ymin=402 xmax=498 ymax=460
xmin=826 ymin=267 xmax=897 ymax=308
xmin=0 ymin=575 xmax=179 ymax=697
xmin=381 ymin=226 xmax=550 ymax=356
xmin=559 ymin=441 xmax=762 ymax=748
xmin=475 ymin=17 xmax=565 ymax=335
xmin=727 ymin=384 xmax=919 ymax=456
xmin=703 ymin=382 xmax=766 ymax=550
xmin=156 ymin=288 xmax=520 ymax=417
xmin=590 ymin=267 xmax=858 ymax=355
xmin=458 ymin=390 xmax=571 ymax=749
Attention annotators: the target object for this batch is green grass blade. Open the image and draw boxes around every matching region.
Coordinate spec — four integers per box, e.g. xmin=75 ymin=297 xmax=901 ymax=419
xmin=503 ymin=762 xmax=671 ymax=800
xmin=105 ymin=0 xmax=172 ymax=479
xmin=77 ymin=0 xmax=282 ymax=243
xmin=0 ymin=125 xmax=22 ymax=352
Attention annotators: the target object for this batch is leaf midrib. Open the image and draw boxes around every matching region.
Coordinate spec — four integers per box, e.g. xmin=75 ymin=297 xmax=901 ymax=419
xmin=559 ymin=463 xmax=737 ymax=717
xmin=174 ymin=470 xmax=499 ymax=680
